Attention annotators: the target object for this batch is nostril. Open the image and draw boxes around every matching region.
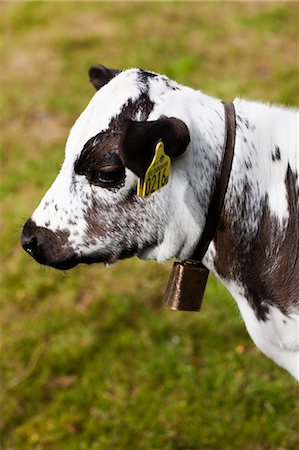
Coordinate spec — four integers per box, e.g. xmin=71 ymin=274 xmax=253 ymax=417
xmin=22 ymin=236 xmax=38 ymax=255
xmin=21 ymin=219 xmax=39 ymax=256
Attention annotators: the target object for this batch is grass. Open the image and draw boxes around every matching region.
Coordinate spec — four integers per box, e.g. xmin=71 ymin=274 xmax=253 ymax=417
xmin=1 ymin=2 xmax=299 ymax=449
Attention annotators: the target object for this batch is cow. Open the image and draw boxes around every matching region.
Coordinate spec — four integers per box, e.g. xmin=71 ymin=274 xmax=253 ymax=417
xmin=21 ymin=66 xmax=299 ymax=380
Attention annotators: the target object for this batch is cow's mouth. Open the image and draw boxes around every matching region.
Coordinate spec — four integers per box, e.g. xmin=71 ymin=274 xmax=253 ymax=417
xmin=47 ymin=254 xmax=112 ymax=270
xmin=48 ymin=256 xmax=79 ymax=270
xmin=47 ymin=243 xmax=157 ymax=270
xmin=21 ymin=219 xmax=114 ymax=270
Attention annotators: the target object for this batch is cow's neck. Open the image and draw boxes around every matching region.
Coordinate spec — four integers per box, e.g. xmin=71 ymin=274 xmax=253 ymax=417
xmin=200 ymin=99 xmax=299 ymax=319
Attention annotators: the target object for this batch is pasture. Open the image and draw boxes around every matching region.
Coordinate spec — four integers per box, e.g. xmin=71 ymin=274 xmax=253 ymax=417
xmin=1 ymin=2 xmax=298 ymax=449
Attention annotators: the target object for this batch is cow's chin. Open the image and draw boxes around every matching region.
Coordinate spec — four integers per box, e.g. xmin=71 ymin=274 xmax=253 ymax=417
xmin=44 ymin=242 xmax=158 ymax=271
xmin=48 ymin=257 xmax=79 ymax=270
xmin=46 ymin=254 xmax=111 ymax=271
xmin=46 ymin=249 xmax=138 ymax=270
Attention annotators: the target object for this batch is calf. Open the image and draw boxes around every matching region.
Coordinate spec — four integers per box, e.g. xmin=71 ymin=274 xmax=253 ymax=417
xmin=21 ymin=66 xmax=299 ymax=380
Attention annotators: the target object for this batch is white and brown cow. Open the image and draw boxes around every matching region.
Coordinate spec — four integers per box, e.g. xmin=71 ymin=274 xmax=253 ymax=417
xmin=21 ymin=66 xmax=299 ymax=380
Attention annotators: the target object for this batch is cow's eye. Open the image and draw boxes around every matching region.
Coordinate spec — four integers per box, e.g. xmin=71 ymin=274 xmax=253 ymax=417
xmin=89 ymin=165 xmax=126 ymax=187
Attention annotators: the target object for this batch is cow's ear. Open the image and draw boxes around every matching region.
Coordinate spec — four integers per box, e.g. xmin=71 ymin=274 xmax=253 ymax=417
xmin=88 ymin=65 xmax=121 ymax=90
xmin=119 ymin=117 xmax=190 ymax=178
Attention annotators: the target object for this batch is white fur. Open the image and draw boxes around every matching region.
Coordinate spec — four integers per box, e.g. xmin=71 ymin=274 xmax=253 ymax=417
xmin=226 ymin=281 xmax=299 ymax=380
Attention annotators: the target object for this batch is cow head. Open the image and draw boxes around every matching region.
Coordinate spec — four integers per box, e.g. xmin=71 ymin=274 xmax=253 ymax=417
xmin=21 ymin=66 xmax=207 ymax=270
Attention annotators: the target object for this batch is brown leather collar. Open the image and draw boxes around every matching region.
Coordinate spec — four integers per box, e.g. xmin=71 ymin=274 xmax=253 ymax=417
xmin=188 ymin=101 xmax=236 ymax=264
xmin=163 ymin=102 xmax=236 ymax=312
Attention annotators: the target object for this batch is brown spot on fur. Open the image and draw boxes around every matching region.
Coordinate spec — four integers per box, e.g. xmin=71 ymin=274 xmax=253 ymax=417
xmin=272 ymin=145 xmax=281 ymax=162
xmin=82 ymin=188 xmax=161 ymax=264
xmin=214 ymin=166 xmax=299 ymax=319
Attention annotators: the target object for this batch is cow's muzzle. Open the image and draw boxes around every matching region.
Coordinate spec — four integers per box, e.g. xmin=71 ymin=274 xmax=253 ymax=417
xmin=21 ymin=219 xmax=77 ymax=270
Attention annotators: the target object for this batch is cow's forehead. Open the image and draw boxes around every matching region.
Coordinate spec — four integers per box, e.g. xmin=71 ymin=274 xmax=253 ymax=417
xmin=64 ymin=68 xmax=174 ymax=164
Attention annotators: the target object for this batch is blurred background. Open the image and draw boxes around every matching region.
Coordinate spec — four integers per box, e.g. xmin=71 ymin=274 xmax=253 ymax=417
xmin=1 ymin=2 xmax=298 ymax=449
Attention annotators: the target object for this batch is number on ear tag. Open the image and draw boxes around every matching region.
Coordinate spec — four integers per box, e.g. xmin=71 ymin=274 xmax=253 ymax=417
xmin=137 ymin=141 xmax=171 ymax=197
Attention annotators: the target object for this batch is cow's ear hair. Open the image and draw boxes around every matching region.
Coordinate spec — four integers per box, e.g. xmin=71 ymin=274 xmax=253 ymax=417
xmin=88 ymin=65 xmax=121 ymax=90
xmin=119 ymin=117 xmax=190 ymax=178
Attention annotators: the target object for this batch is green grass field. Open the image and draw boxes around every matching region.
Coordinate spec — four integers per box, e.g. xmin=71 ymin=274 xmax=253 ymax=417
xmin=1 ymin=2 xmax=299 ymax=449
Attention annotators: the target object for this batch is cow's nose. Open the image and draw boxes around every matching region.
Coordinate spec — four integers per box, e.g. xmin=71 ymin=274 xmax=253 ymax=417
xmin=21 ymin=219 xmax=39 ymax=257
xmin=21 ymin=218 xmax=73 ymax=267
xmin=22 ymin=235 xmax=38 ymax=255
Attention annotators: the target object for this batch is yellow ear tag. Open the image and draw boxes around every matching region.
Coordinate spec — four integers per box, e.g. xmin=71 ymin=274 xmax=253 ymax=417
xmin=137 ymin=141 xmax=171 ymax=197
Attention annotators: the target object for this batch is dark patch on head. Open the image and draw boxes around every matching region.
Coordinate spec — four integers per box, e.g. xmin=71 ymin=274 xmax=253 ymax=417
xmin=137 ymin=70 xmax=158 ymax=84
xmin=74 ymin=90 xmax=155 ymax=182
xmin=136 ymin=70 xmax=178 ymax=91
xmin=76 ymin=68 xmax=186 ymax=184
xmin=214 ymin=166 xmax=299 ymax=319
xmin=75 ymin=133 xmax=122 ymax=185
